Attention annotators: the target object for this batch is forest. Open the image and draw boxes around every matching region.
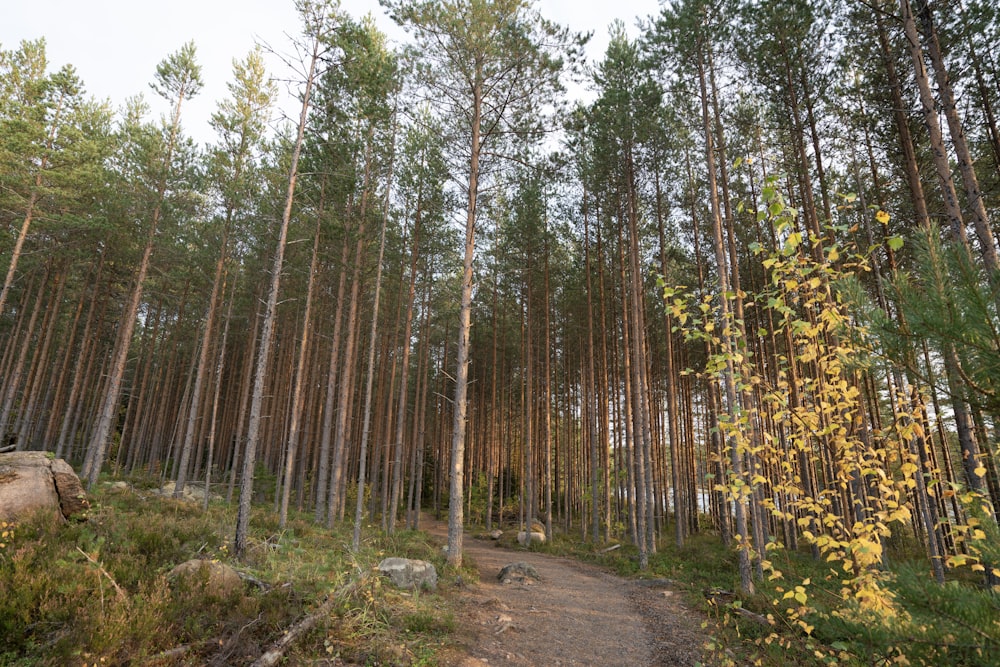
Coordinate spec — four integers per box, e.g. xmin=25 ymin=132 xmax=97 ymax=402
xmin=2 ymin=0 xmax=1000 ymax=663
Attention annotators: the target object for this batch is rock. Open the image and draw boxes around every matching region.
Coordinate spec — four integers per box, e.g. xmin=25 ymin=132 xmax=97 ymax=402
xmin=516 ymin=530 xmax=546 ymax=546
xmin=489 ymin=529 xmax=503 ymax=540
xmin=0 ymin=451 xmax=89 ymax=521
xmin=494 ymin=613 xmax=514 ymax=634
xmin=107 ymin=481 xmax=130 ymax=493
xmin=168 ymin=559 xmax=243 ymax=597
xmin=377 ymin=557 xmax=438 ymax=591
xmin=497 ymin=561 xmax=541 ymax=584
xmin=50 ymin=457 xmax=89 ymax=518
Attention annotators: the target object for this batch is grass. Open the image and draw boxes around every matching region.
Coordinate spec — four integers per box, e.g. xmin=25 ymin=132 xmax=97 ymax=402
xmin=0 ymin=477 xmax=464 ymax=666
xmin=7 ymin=479 xmax=996 ymax=666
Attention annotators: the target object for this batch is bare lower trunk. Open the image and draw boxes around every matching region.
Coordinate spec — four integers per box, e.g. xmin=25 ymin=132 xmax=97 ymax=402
xmin=447 ymin=76 xmax=483 ymax=569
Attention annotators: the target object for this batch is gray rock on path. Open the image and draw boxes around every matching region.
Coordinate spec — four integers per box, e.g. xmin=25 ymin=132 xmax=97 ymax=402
xmin=377 ymin=557 xmax=438 ymax=591
xmin=497 ymin=561 xmax=541 ymax=584
xmin=0 ymin=451 xmax=89 ymax=521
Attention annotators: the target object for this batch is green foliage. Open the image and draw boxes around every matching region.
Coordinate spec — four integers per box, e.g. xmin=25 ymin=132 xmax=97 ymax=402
xmin=819 ymin=565 xmax=1000 ymax=666
xmin=875 ymin=225 xmax=1000 ymax=421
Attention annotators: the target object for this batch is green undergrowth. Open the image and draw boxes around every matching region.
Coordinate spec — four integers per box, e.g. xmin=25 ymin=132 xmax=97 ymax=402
xmin=473 ymin=518 xmax=1000 ymax=666
xmin=0 ymin=477 xmax=464 ymax=666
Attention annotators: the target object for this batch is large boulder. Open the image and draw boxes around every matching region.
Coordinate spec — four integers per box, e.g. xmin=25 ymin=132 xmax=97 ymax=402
xmin=0 ymin=451 xmax=89 ymax=521
xmin=377 ymin=557 xmax=438 ymax=591
xmin=168 ymin=559 xmax=244 ymax=598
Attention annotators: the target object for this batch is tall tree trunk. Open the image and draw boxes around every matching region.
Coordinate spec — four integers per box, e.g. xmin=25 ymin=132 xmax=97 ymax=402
xmin=81 ymin=65 xmax=191 ymax=487
xmin=355 ymin=108 xmax=397 ymax=546
xmin=0 ymin=84 xmax=68 ymax=318
xmin=327 ymin=136 xmax=374 ymax=526
xmin=900 ymin=0 xmax=969 ymax=245
xmin=389 ymin=198 xmax=419 ymax=533
xmin=278 ymin=210 xmax=323 ymax=527
xmin=446 ymin=71 xmax=483 ymax=569
xmin=698 ymin=43 xmax=754 ymax=596
xmin=915 ymin=0 xmax=998 ymax=271
xmin=234 ymin=32 xmax=320 ymax=558
xmin=175 ymin=214 xmax=235 ymax=497
xmin=0 ymin=268 xmax=48 ymax=444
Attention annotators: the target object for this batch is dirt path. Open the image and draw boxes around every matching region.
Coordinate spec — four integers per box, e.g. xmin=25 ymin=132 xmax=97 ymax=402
xmin=425 ymin=519 xmax=707 ymax=667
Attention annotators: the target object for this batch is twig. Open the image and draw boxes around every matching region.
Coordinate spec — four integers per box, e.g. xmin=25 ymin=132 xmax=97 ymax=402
xmin=76 ymin=547 xmax=126 ymax=601
xmin=733 ymin=606 xmax=773 ymax=627
xmin=209 ymin=614 xmax=263 ymax=667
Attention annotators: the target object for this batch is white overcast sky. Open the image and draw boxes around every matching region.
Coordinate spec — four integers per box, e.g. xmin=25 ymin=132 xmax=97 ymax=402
xmin=2 ymin=0 xmax=662 ymax=145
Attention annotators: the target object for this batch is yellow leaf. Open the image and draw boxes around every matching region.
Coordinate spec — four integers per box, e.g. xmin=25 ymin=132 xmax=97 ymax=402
xmin=876 ymin=210 xmax=890 ymax=225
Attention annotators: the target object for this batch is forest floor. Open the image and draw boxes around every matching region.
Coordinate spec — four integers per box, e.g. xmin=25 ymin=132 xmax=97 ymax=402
xmin=422 ymin=517 xmax=708 ymax=667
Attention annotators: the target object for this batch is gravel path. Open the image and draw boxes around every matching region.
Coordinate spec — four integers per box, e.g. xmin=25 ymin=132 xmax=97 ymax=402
xmin=425 ymin=520 xmax=707 ymax=667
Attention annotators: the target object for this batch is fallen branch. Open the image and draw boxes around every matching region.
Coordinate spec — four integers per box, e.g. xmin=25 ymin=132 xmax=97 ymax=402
xmin=236 ymin=570 xmax=272 ymax=591
xmin=151 ymin=643 xmax=196 ymax=662
xmin=250 ymin=576 xmax=364 ymax=667
xmin=149 ymin=638 xmax=222 ymax=664
xmin=76 ymin=546 xmax=126 ymax=601
xmin=599 ymin=544 xmax=622 ymax=554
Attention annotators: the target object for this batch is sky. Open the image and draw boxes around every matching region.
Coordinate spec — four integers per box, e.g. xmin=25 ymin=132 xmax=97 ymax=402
xmin=2 ymin=0 xmax=662 ymax=146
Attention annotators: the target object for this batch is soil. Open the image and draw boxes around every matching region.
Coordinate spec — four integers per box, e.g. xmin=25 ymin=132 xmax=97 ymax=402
xmin=424 ymin=518 xmax=708 ymax=667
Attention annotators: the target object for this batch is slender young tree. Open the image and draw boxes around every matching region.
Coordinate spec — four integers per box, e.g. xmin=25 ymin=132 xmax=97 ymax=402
xmin=234 ymin=0 xmax=336 ymax=558
xmin=384 ymin=0 xmax=582 ymax=567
